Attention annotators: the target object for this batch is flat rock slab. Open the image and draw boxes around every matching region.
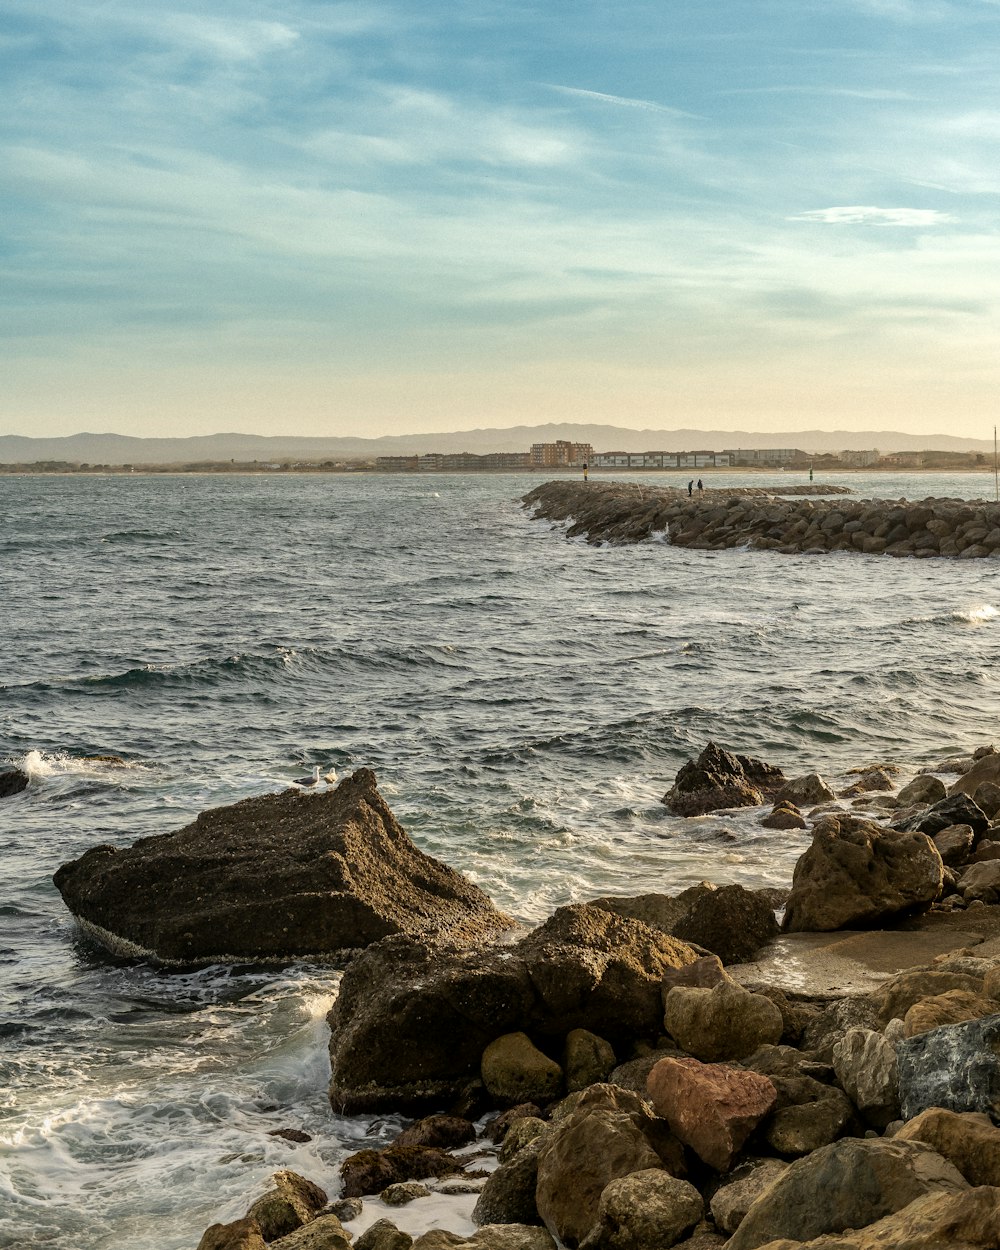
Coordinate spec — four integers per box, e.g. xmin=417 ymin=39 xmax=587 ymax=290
xmin=53 ymin=768 xmax=515 ymax=965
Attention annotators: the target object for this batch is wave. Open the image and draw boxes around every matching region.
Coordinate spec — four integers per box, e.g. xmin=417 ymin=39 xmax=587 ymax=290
xmin=99 ymin=529 xmax=186 ymax=544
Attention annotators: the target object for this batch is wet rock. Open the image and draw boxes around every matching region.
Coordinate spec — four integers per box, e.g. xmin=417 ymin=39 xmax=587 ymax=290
xmin=485 ymin=1105 xmax=543 ymax=1145
xmin=340 ymin=1146 xmax=464 ymax=1199
xmin=577 ymin=1168 xmax=703 ymax=1250
xmin=840 ymin=767 xmax=896 ymax=796
xmin=563 ymin=1028 xmax=616 ymax=1092
xmin=247 ymin=1171 xmax=328 ymax=1242
xmin=355 ymin=1221 xmax=413 ymax=1250
xmin=776 ymin=774 xmax=835 ymax=807
xmin=723 ymin=1136 xmax=969 ymax=1250
xmin=472 ymin=1137 xmax=544 ymax=1227
xmin=663 ymin=981 xmax=782 ymax=1062
xmin=53 ymin=769 xmax=515 ymax=963
xmin=897 ymin=1012 xmax=1000 ymax=1120
xmin=498 ymin=1117 xmax=549 ymax=1163
xmin=381 ymin=1183 xmax=431 ymax=1205
xmin=663 ymin=743 xmax=785 ymax=817
xmin=761 ymin=802 xmax=807 ymax=831
xmin=897 ymin=775 xmax=947 ymax=806
xmin=329 ymin=1200 xmax=363 ymax=1222
xmin=273 ymin=1215 xmax=353 ymax=1249
xmin=898 ymin=792 xmax=991 ymax=838
xmin=974 ymin=781 xmax=1000 ymax=818
xmin=269 ymin=1128 xmax=313 ymax=1144
xmin=782 ymin=814 xmax=943 ymax=932
xmin=646 ymin=1057 xmax=777 ymax=1172
xmin=481 ymin=1034 xmax=563 ymax=1106
xmin=800 ymin=996 xmax=880 ymax=1062
xmin=950 ymin=753 xmax=1000 ymax=800
xmin=393 ymin=1115 xmax=476 ymax=1150
xmin=197 ymin=1219 xmax=267 ymax=1250
xmin=328 ymin=904 xmax=699 ymax=1113
xmin=0 ymin=768 xmax=29 ymax=799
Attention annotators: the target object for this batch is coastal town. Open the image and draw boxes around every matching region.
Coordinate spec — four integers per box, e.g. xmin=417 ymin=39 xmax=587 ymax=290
xmin=1 ymin=439 xmax=994 ymax=475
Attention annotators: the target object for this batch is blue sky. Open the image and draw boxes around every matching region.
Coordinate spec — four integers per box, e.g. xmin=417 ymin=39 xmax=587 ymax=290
xmin=3 ymin=0 xmax=1000 ymax=438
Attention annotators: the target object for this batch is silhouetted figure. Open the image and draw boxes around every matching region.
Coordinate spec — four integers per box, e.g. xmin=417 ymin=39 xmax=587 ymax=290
xmin=688 ymin=480 xmax=694 ymax=497
xmin=583 ymin=462 xmax=589 ymax=482
xmin=697 ymin=479 xmax=703 ymax=492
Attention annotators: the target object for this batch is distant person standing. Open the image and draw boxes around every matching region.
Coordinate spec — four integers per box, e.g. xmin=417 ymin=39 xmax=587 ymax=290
xmin=809 ymin=466 xmax=814 ymax=482
xmin=583 ymin=462 xmax=589 ymax=482
xmin=697 ymin=479 xmax=703 ymax=492
xmin=688 ymin=480 xmax=694 ymax=497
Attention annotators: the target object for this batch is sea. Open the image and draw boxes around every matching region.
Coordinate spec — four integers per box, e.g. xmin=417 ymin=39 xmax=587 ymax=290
xmin=2 ymin=469 xmax=999 ymax=1248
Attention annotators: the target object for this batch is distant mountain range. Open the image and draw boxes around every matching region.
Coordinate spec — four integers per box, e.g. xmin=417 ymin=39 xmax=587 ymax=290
xmin=0 ymin=424 xmax=995 ymax=465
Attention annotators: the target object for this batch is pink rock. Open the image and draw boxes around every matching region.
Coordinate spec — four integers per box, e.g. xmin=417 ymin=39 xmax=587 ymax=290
xmin=646 ymin=1057 xmax=777 ymax=1171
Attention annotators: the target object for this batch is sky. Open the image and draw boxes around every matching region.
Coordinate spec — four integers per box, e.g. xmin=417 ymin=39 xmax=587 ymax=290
xmin=3 ymin=1 xmax=1000 ymax=440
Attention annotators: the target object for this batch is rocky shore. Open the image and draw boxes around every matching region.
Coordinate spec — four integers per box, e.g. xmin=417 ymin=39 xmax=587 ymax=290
xmin=51 ymin=744 xmax=1000 ymax=1250
xmin=523 ymin=480 xmax=1000 ymax=558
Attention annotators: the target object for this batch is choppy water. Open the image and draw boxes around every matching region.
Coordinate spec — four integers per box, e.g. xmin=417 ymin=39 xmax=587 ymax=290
xmin=3 ymin=469 xmax=1000 ymax=1248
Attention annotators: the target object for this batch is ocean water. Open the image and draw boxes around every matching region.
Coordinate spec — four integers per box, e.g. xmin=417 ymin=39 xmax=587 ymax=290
xmin=2 ymin=468 xmax=1000 ymax=1247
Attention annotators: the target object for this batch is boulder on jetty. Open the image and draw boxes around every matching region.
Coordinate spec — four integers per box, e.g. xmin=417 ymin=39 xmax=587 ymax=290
xmin=663 ymin=742 xmax=786 ymax=816
xmin=327 ymin=903 xmax=700 ymax=1112
xmin=52 ymin=768 xmax=515 ymax=964
xmin=523 ymin=480 xmax=1000 ymax=561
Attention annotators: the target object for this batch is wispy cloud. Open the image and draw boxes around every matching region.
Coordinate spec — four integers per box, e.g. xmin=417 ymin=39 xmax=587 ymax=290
xmin=790 ymin=206 xmax=956 ymax=226
xmin=544 ymin=84 xmax=695 ymax=118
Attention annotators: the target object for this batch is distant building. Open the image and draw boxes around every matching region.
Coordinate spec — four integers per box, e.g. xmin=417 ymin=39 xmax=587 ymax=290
xmin=722 ymin=448 xmax=804 ymax=466
xmin=530 ymin=440 xmax=593 ymax=467
xmin=590 ymin=450 xmax=731 ymax=469
xmin=839 ymin=449 xmax=880 ymax=467
xmin=376 ymin=455 xmax=420 ymax=470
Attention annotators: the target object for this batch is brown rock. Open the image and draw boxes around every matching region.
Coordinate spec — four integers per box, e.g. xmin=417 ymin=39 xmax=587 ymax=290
xmin=563 ymin=1028 xmax=616 ymax=1092
xmin=950 ymin=753 xmax=1000 ymax=799
xmin=897 ymin=775 xmax=947 ymax=806
xmin=895 ymin=1108 xmax=1000 ymax=1186
xmin=960 ymin=860 xmax=1000 ymax=902
xmin=273 ymin=1214 xmax=353 ymax=1249
xmin=903 ymin=989 xmax=998 ymax=1037
xmin=340 ymin=1146 xmax=464 ymax=1198
xmin=393 ymin=1115 xmax=476 ymax=1150
xmin=761 ymin=804 xmax=807 ymax=831
xmin=670 ymin=884 xmax=780 ymax=965
xmin=663 ymin=742 xmax=785 ymax=816
xmin=876 ymin=968 xmax=984 ymax=1025
xmin=355 ymin=1221 xmax=414 ymax=1250
xmin=247 ymin=1171 xmax=327 ymax=1242
xmin=776 ymin=775 xmax=835 ymax=807
xmin=53 ymin=769 xmax=515 ymax=963
xmin=709 ymin=1159 xmax=790 ymax=1234
xmin=485 ymin=1104 xmax=543 ymax=1144
xmin=197 ymin=1220 xmax=267 ymax=1250
xmin=782 ymin=814 xmax=943 ymax=932
xmin=748 ymin=1187 xmax=1000 ymax=1250
xmin=646 ymin=1057 xmax=777 ymax=1171
xmin=577 ymin=1168 xmax=704 ymax=1250
xmin=974 ymin=782 xmax=1000 ymax=818
xmin=534 ymin=1107 xmax=663 ymax=1247
xmin=661 ymin=955 xmax=732 ymax=995
xmin=663 ymin=981 xmax=783 ymax=1062
xmin=934 ymin=823 xmax=976 ymax=866
xmin=481 ymin=1033 xmax=563 ymax=1106
xmin=724 ymin=1137 xmax=969 ymax=1250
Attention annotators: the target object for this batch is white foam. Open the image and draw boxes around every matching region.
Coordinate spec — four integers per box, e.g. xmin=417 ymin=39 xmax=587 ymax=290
xmin=953 ymin=604 xmax=999 ymax=624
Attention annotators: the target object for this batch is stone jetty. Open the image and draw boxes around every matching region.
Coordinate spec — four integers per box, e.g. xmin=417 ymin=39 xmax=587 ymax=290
xmin=523 ymin=480 xmax=1000 ymax=558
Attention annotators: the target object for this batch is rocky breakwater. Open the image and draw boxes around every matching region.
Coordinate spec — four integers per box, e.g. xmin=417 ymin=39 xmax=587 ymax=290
xmin=523 ymin=480 xmax=1000 ymax=559
xmin=53 ymin=768 xmax=516 ymax=964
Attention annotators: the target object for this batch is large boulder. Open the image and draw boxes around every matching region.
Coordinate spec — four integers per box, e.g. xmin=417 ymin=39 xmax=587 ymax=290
xmin=781 ymin=814 xmax=943 ymax=932
xmin=646 ymin=1057 xmax=777 ymax=1171
xmin=895 ymin=1108 xmax=1000 ymax=1186
xmin=534 ymin=1108 xmax=664 ymax=1247
xmin=776 ymin=774 xmax=835 ymax=807
xmin=663 ymin=981 xmax=782 ymax=1062
xmin=328 ymin=904 xmax=700 ymax=1112
xmin=594 ymin=884 xmax=778 ymax=965
xmin=52 ymin=769 xmax=514 ymax=963
xmin=950 ymin=753 xmax=1000 ymax=799
xmin=481 ymin=1034 xmax=563 ymax=1106
xmin=831 ymin=1028 xmax=899 ymax=1128
xmin=472 ymin=1138 xmax=545 ymax=1227
xmin=246 ymin=1171 xmax=327 ymax=1241
xmin=709 ymin=1159 xmax=789 ymax=1235
xmin=663 ymin=743 xmax=786 ymax=816
xmin=876 ymin=968 xmax=984 ymax=1026
xmin=724 ymin=1137 xmax=969 ymax=1250
xmin=749 ymin=1188 xmax=1000 ymax=1250
xmin=896 ymin=792 xmax=991 ymax=838
xmin=896 ymin=1012 xmax=1000 ymax=1120
xmin=577 ymin=1169 xmax=703 ymax=1250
